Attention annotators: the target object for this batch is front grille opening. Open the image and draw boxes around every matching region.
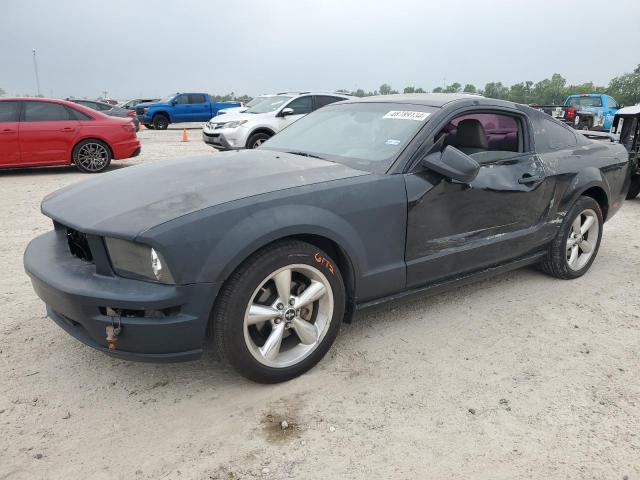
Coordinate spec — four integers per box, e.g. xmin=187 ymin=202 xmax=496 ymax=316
xmin=66 ymin=227 xmax=93 ymax=262
xmin=99 ymin=306 xmax=181 ymax=319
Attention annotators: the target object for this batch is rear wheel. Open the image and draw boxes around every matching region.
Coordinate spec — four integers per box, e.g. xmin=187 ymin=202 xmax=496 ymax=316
xmin=212 ymin=240 xmax=345 ymax=383
xmin=246 ymin=132 xmax=271 ymax=149
xmin=152 ymin=114 xmax=169 ymax=130
xmin=539 ymin=196 xmax=603 ymax=279
xmin=626 ymin=175 xmax=640 ymax=200
xmin=73 ymin=139 xmax=112 ymax=173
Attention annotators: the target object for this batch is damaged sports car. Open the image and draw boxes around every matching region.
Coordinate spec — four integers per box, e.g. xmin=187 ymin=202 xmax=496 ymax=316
xmin=24 ymin=94 xmax=630 ymax=383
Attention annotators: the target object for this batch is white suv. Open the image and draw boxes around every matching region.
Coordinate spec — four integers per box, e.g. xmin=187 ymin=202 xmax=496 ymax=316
xmin=202 ymin=92 xmax=350 ymax=149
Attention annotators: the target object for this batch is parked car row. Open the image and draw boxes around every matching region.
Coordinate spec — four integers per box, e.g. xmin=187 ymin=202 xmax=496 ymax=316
xmin=0 ymin=98 xmax=140 ymax=172
xmin=68 ymin=98 xmax=141 ymax=131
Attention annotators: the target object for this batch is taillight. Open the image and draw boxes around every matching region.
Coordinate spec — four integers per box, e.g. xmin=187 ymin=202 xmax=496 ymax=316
xmin=127 ymin=111 xmax=135 ymax=117
xmin=121 ymin=123 xmax=135 ymax=133
xmin=565 ymin=107 xmax=576 ymax=121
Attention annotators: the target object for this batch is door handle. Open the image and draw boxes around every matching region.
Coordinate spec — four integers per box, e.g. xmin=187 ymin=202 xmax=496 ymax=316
xmin=60 ymin=127 xmax=75 ymax=132
xmin=1 ymin=128 xmax=16 ymax=134
xmin=518 ymin=174 xmax=544 ymax=184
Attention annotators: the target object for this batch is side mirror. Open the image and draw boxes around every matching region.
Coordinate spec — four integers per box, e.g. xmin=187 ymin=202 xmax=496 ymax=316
xmin=280 ymin=107 xmax=294 ymax=117
xmin=421 ymin=146 xmax=480 ymax=183
xmin=170 ymin=100 xmax=177 ymax=106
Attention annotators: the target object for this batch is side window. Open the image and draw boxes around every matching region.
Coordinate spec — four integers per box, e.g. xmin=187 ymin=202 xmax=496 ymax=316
xmin=24 ymin=102 xmax=70 ymax=122
xmin=314 ymin=95 xmax=345 ymax=110
xmin=606 ymin=96 xmax=619 ymax=109
xmin=532 ymin=115 xmax=577 ymax=152
xmin=285 ymin=96 xmax=313 ymax=115
xmin=97 ymin=103 xmax=112 ymax=111
xmin=174 ymin=95 xmax=190 ymax=105
xmin=189 ymin=94 xmax=206 ymax=104
xmin=435 ymin=111 xmax=523 ymax=161
xmin=0 ymin=101 xmax=20 ymax=122
xmin=67 ymin=107 xmax=93 ymax=121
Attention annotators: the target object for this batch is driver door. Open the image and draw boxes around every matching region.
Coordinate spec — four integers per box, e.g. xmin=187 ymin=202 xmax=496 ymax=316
xmin=404 ymin=109 xmax=554 ymax=288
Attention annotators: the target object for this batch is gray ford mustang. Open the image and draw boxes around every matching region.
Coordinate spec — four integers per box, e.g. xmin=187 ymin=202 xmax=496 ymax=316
xmin=24 ymin=94 xmax=630 ymax=383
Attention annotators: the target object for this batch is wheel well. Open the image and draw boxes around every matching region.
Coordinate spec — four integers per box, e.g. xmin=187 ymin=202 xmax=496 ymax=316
xmin=71 ymin=138 xmax=113 ymax=162
xmin=246 ymin=128 xmax=275 ymax=147
xmin=581 ymin=186 xmax=608 ymax=220
xmin=152 ymin=112 xmax=169 ymax=120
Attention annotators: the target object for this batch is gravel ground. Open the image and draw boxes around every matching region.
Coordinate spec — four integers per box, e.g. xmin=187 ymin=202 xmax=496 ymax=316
xmin=1 ymin=126 xmax=639 ymax=480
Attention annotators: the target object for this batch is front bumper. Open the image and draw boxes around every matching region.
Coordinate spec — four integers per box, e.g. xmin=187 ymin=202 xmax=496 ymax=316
xmin=24 ymin=229 xmax=216 ymax=362
xmin=202 ymin=127 xmax=247 ymax=150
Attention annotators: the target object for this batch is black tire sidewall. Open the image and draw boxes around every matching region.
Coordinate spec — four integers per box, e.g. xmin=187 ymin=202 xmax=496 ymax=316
xmin=246 ymin=132 xmax=270 ymax=149
xmin=554 ymin=197 xmax=603 ymax=278
xmin=72 ymin=139 xmax=112 ymax=173
xmin=216 ymin=242 xmax=345 ymax=383
xmin=626 ymin=176 xmax=640 ymax=200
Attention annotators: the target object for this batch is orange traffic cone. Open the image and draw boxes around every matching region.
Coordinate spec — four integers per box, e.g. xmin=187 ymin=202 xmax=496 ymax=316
xmin=182 ymin=128 xmax=189 ymax=142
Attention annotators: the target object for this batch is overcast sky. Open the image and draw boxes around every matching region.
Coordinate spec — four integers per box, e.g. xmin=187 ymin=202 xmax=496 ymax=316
xmin=1 ymin=0 xmax=638 ymax=100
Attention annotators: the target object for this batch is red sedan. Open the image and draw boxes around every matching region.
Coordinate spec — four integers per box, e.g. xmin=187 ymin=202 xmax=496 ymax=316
xmin=0 ymin=98 xmax=141 ymax=173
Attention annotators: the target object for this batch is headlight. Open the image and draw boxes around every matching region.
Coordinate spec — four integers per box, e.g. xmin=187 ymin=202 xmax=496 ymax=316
xmin=104 ymin=238 xmax=174 ymax=284
xmin=224 ymin=120 xmax=248 ymax=128
xmin=142 ymin=107 xmax=149 ymax=113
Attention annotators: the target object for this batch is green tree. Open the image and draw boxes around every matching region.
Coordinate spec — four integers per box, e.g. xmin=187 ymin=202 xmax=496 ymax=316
xmin=607 ymin=66 xmax=640 ymax=105
xmin=351 ymin=88 xmax=367 ymax=97
xmin=403 ymin=86 xmax=417 ymax=94
xmin=379 ymin=84 xmax=393 ymax=95
xmin=443 ymin=82 xmax=462 ymax=93
xmin=482 ymin=82 xmax=509 ymax=100
xmin=508 ymin=81 xmax=533 ymax=103
xmin=432 ymin=86 xmax=444 ymax=93
xmin=463 ymin=84 xmax=477 ymax=94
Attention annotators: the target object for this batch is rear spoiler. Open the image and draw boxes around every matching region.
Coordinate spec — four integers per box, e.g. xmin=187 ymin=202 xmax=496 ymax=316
xmin=578 ymin=130 xmax=619 ymax=142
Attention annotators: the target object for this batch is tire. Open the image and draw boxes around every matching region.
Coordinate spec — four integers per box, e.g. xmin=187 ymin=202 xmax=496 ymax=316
xmin=246 ymin=132 xmax=271 ymax=149
xmin=538 ymin=196 xmax=603 ymax=279
xmin=152 ymin=114 xmax=169 ymax=130
xmin=72 ymin=139 xmax=112 ymax=173
xmin=144 ymin=124 xmax=154 ymax=130
xmin=626 ymin=175 xmax=640 ymax=200
xmin=212 ymin=240 xmax=345 ymax=383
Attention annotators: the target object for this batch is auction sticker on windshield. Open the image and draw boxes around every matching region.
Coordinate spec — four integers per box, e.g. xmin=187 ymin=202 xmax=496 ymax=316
xmin=382 ymin=111 xmax=431 ymax=121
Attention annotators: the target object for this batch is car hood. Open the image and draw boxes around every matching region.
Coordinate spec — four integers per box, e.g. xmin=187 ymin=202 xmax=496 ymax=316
xmin=41 ymin=150 xmax=369 ymax=239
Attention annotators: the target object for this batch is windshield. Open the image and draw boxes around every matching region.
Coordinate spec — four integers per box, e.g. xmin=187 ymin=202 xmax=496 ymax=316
xmin=245 ymin=97 xmax=267 ymax=108
xmin=246 ymin=95 xmax=292 ymax=114
xmin=161 ymin=94 xmax=176 ymax=103
xmin=261 ymin=102 xmax=438 ymax=172
xmin=567 ymin=96 xmax=602 ymax=108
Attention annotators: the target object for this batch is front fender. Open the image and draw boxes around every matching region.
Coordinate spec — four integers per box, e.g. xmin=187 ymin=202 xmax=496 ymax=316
xmin=204 ymin=204 xmax=367 ymax=287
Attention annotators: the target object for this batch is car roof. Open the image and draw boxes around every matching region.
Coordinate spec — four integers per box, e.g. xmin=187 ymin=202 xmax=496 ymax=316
xmin=0 ymin=97 xmax=113 ymax=118
xmin=344 ymin=93 xmax=483 ymax=107
xmin=616 ymin=104 xmax=640 ymax=115
xmin=274 ymin=91 xmax=352 ymax=97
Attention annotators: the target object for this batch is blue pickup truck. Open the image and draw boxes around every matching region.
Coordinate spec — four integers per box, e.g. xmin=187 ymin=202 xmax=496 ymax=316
xmin=535 ymin=94 xmax=621 ymax=131
xmin=136 ymin=93 xmax=241 ymax=130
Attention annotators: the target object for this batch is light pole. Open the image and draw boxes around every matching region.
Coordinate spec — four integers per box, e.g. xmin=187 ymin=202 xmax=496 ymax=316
xmin=32 ymin=48 xmax=41 ymax=97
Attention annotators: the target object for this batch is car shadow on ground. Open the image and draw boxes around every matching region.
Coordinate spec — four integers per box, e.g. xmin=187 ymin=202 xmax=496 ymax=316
xmin=0 ymin=163 xmax=131 ymax=177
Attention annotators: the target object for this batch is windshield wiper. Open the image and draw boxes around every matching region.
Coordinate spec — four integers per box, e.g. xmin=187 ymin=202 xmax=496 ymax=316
xmin=285 ymin=151 xmax=327 ymax=160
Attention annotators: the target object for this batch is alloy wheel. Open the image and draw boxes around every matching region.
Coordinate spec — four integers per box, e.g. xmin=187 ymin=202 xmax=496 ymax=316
xmin=77 ymin=143 xmax=109 ymax=172
xmin=243 ymin=264 xmax=333 ymax=368
xmin=566 ymin=208 xmax=599 ymax=271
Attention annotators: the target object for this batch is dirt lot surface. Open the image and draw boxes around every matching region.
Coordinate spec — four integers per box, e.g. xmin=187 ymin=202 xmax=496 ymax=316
xmin=1 ymin=126 xmax=639 ymax=480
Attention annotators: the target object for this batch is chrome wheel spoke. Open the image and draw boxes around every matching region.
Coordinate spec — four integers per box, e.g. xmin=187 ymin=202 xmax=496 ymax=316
xmin=580 ymin=215 xmax=595 ymax=235
xmin=580 ymin=239 xmax=594 ymax=254
xmin=568 ymin=245 xmax=579 ymax=266
xmin=572 ymin=216 xmax=582 ymax=235
xmin=273 ymin=269 xmax=292 ymax=304
xmin=291 ymin=316 xmax=318 ymax=345
xmin=294 ymin=280 xmax=326 ymax=309
xmin=247 ymin=304 xmax=280 ymax=325
xmin=260 ymin=322 xmax=285 ymax=360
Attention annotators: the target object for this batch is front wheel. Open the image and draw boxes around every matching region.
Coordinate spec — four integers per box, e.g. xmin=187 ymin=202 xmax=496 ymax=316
xmin=626 ymin=175 xmax=640 ymax=200
xmin=246 ymin=132 xmax=271 ymax=149
xmin=539 ymin=196 xmax=603 ymax=279
xmin=212 ymin=240 xmax=345 ymax=383
xmin=73 ymin=139 xmax=112 ymax=173
xmin=152 ymin=114 xmax=169 ymax=130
